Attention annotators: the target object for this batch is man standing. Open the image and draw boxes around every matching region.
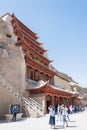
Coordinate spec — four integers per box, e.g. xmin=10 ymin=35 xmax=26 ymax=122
xmin=12 ymin=105 xmax=18 ymax=121
xmin=61 ymin=105 xmax=69 ymax=127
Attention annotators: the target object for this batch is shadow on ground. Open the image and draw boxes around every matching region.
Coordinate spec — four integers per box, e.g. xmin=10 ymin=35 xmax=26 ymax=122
xmin=55 ymin=125 xmax=77 ymax=129
xmin=0 ymin=117 xmax=27 ymax=124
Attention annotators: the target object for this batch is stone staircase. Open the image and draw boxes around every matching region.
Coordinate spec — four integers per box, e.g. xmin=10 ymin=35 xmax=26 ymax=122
xmin=0 ymin=75 xmax=44 ymax=117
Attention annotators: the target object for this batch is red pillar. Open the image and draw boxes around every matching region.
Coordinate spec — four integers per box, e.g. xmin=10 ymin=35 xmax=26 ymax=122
xmin=52 ymin=95 xmax=54 ymax=105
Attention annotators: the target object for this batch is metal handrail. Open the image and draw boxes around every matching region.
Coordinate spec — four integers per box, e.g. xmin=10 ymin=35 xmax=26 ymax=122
xmin=0 ymin=75 xmax=44 ymax=116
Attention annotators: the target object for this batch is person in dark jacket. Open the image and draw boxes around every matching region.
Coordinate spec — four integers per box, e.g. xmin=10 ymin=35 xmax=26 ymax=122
xmin=12 ymin=105 xmax=18 ymax=121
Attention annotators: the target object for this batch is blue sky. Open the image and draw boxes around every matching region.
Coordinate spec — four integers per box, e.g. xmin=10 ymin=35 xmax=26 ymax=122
xmin=0 ymin=0 xmax=87 ymax=87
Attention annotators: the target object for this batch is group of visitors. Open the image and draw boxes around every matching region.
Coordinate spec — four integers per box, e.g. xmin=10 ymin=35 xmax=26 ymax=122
xmin=48 ymin=104 xmax=85 ymax=129
xmin=48 ymin=104 xmax=70 ymax=129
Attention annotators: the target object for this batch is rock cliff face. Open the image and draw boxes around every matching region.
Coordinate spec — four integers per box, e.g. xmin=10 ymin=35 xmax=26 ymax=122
xmin=75 ymin=85 xmax=87 ymax=106
xmin=57 ymin=72 xmax=87 ymax=106
xmin=0 ymin=17 xmax=26 ymax=117
xmin=0 ymin=17 xmax=26 ymax=92
xmin=50 ymin=65 xmax=87 ymax=106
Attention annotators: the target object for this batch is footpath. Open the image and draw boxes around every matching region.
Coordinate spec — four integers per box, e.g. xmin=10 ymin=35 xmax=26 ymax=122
xmin=0 ymin=110 xmax=87 ymax=130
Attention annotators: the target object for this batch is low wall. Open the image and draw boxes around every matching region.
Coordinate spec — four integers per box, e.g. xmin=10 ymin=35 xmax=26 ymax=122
xmin=5 ymin=113 xmax=23 ymax=121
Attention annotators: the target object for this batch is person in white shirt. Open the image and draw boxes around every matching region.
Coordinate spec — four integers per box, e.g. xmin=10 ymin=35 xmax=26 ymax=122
xmin=48 ymin=105 xmax=55 ymax=129
xmin=61 ymin=104 xmax=69 ymax=127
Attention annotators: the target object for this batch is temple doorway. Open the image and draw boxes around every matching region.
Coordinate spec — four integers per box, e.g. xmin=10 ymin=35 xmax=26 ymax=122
xmin=46 ymin=95 xmax=51 ymax=113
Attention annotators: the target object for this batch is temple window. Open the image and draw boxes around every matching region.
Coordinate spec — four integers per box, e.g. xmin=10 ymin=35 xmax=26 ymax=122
xmin=29 ymin=67 xmax=33 ymax=79
xmin=17 ymin=37 xmax=21 ymax=41
xmin=30 ymin=54 xmax=34 ymax=60
xmin=22 ymin=49 xmax=27 ymax=55
xmin=31 ymin=45 xmax=33 ymax=48
xmin=26 ymin=66 xmax=34 ymax=80
xmin=40 ymin=51 xmax=43 ymax=55
xmin=34 ymin=70 xmax=39 ymax=81
xmin=39 ymin=72 xmax=44 ymax=81
xmin=45 ymin=75 xmax=49 ymax=81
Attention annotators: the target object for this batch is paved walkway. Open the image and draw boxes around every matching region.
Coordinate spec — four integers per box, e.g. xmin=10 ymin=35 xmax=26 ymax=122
xmin=0 ymin=110 xmax=87 ymax=130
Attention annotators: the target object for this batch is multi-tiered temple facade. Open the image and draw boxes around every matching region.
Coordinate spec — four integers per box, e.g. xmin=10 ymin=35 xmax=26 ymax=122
xmin=0 ymin=13 xmax=81 ymax=117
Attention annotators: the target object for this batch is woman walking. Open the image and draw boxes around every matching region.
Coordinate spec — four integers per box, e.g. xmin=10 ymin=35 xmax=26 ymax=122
xmin=48 ymin=105 xmax=55 ymax=129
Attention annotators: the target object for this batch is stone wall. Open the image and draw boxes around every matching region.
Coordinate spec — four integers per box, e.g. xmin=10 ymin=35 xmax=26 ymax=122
xmin=0 ymin=87 xmax=22 ymax=118
xmin=30 ymin=93 xmax=44 ymax=105
xmin=54 ymin=75 xmax=72 ymax=91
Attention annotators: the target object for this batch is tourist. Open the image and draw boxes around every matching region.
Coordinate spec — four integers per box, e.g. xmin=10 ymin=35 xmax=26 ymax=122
xmin=12 ymin=105 xmax=18 ymax=121
xmin=48 ymin=105 xmax=55 ymax=129
xmin=61 ymin=104 xmax=69 ymax=127
xmin=57 ymin=104 xmax=61 ymax=121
